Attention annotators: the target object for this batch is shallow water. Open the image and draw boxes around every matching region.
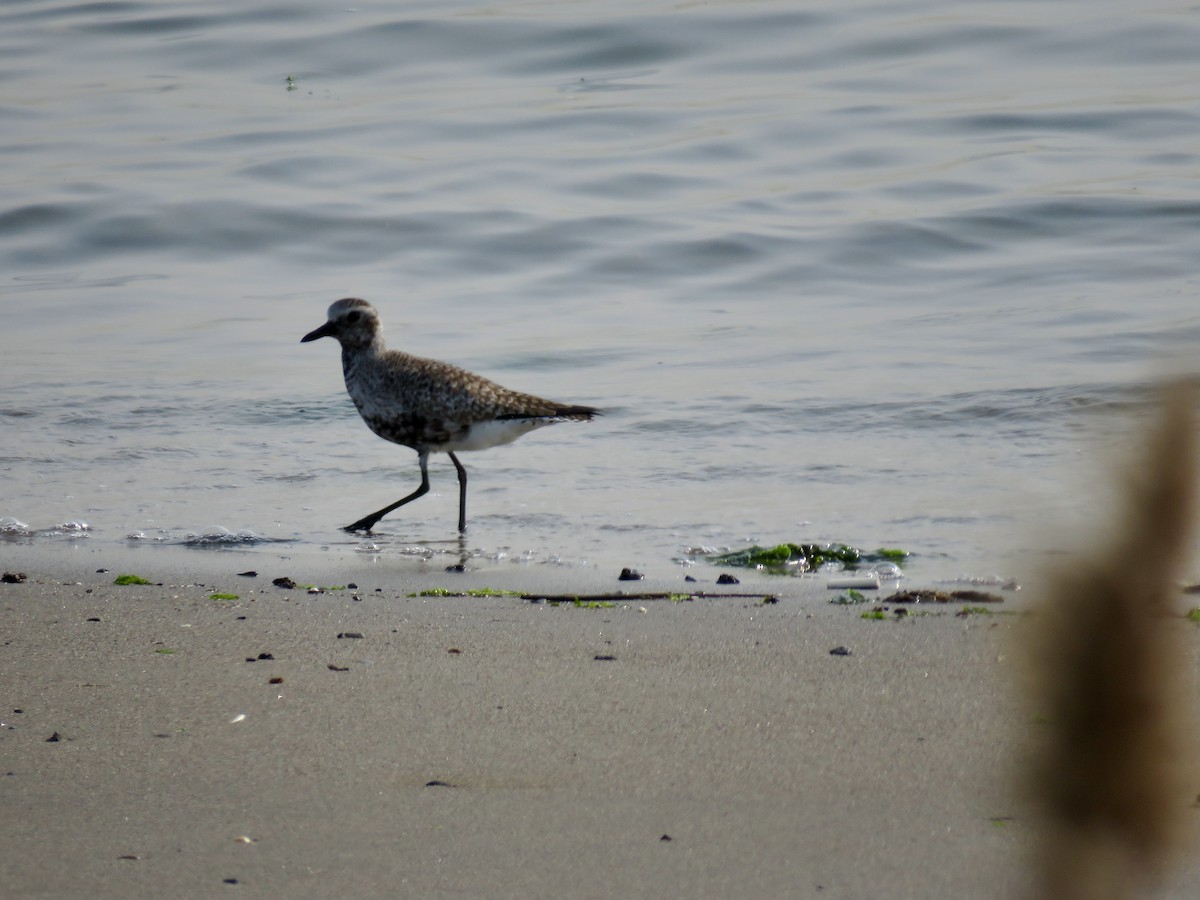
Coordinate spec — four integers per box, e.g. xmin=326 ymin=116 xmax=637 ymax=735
xmin=3 ymin=0 xmax=1199 ymax=582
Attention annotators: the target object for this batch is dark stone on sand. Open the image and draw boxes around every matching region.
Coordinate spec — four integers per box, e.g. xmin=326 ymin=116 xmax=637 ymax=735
xmin=46 ymin=732 xmax=61 ymax=742
xmin=660 ymin=834 xmax=672 ymax=842
xmin=237 ymin=570 xmax=257 ymax=577
xmin=337 ymin=632 xmax=363 ymax=640
xmin=618 ymin=568 xmax=643 ymax=581
xmin=2 ymin=572 xmax=27 ymax=584
xmin=425 ymin=780 xmax=454 ymax=788
xmin=594 ymin=654 xmax=617 ymax=661
xmin=829 ymin=646 xmax=852 ymax=657
xmin=272 ymin=577 xmax=296 ymax=589
xmin=716 ymin=573 xmax=739 ymax=585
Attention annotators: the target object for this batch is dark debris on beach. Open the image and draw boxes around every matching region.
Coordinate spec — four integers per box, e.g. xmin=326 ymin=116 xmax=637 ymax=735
xmin=883 ymin=589 xmax=1005 ymax=604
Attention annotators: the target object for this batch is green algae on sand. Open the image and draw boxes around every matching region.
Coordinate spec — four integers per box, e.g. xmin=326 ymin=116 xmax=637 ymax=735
xmin=113 ymin=574 xmax=153 ymax=585
xmin=709 ymin=543 xmax=909 ymax=573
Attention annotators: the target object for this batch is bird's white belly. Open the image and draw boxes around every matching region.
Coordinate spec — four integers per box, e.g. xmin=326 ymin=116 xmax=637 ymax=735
xmin=437 ymin=417 xmax=549 ymax=452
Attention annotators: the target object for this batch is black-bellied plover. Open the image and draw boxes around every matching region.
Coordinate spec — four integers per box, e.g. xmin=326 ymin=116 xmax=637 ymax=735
xmin=302 ymin=298 xmax=598 ymax=533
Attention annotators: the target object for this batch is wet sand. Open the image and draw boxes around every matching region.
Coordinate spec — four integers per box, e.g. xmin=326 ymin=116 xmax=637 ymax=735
xmin=0 ymin=550 xmax=1193 ymax=898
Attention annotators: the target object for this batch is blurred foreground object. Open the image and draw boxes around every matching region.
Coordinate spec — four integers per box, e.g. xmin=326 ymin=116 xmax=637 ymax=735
xmin=1029 ymin=380 xmax=1199 ymax=900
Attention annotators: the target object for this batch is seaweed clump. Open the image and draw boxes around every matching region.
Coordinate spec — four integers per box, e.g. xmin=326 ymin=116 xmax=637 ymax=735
xmin=708 ymin=543 xmax=907 ymax=574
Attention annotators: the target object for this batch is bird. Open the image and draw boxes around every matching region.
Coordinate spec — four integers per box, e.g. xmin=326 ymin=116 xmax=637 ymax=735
xmin=301 ymin=297 xmax=598 ymax=534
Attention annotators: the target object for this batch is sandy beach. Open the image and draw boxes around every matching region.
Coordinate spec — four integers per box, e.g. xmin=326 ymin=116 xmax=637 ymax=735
xmin=2 ymin=547 xmax=1198 ymax=899
xmin=0 ymin=546 xmax=1012 ymax=899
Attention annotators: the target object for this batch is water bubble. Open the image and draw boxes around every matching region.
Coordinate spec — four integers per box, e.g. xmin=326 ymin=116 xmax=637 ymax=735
xmin=869 ymin=562 xmax=904 ymax=580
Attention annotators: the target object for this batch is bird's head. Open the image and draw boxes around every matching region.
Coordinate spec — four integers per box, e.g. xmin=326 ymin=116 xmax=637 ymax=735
xmin=301 ymin=298 xmax=382 ymax=350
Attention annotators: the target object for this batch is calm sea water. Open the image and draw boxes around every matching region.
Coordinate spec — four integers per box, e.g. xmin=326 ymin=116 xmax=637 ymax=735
xmin=2 ymin=0 xmax=1199 ymax=582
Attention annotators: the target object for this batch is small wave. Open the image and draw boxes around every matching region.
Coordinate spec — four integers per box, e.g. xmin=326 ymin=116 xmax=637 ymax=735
xmin=0 ymin=516 xmax=33 ymax=536
xmin=50 ymin=520 xmax=91 ymax=532
xmin=182 ymin=527 xmax=291 ymax=548
xmin=38 ymin=522 xmax=92 ymax=540
xmin=0 ymin=518 xmax=94 ymax=540
xmin=126 ymin=531 xmax=170 ymax=542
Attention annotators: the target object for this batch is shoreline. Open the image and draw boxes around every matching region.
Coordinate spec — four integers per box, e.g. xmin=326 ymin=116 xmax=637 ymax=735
xmin=0 ymin=535 xmax=1017 ymax=603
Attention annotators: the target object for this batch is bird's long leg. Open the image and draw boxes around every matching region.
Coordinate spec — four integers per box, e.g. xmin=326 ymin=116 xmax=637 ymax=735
xmin=448 ymin=451 xmax=468 ymax=533
xmin=343 ymin=451 xmax=431 ymax=533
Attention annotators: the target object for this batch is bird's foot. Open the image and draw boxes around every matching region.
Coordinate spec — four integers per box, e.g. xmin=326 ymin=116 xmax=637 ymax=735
xmin=343 ymin=519 xmax=379 ymax=533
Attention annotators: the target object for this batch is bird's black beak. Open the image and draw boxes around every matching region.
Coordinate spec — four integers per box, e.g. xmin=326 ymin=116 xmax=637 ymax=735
xmin=301 ymin=321 xmax=338 ymax=343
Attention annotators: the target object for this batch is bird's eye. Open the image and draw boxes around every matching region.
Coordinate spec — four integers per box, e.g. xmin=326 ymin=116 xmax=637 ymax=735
xmin=346 ymin=311 xmax=361 ymax=324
